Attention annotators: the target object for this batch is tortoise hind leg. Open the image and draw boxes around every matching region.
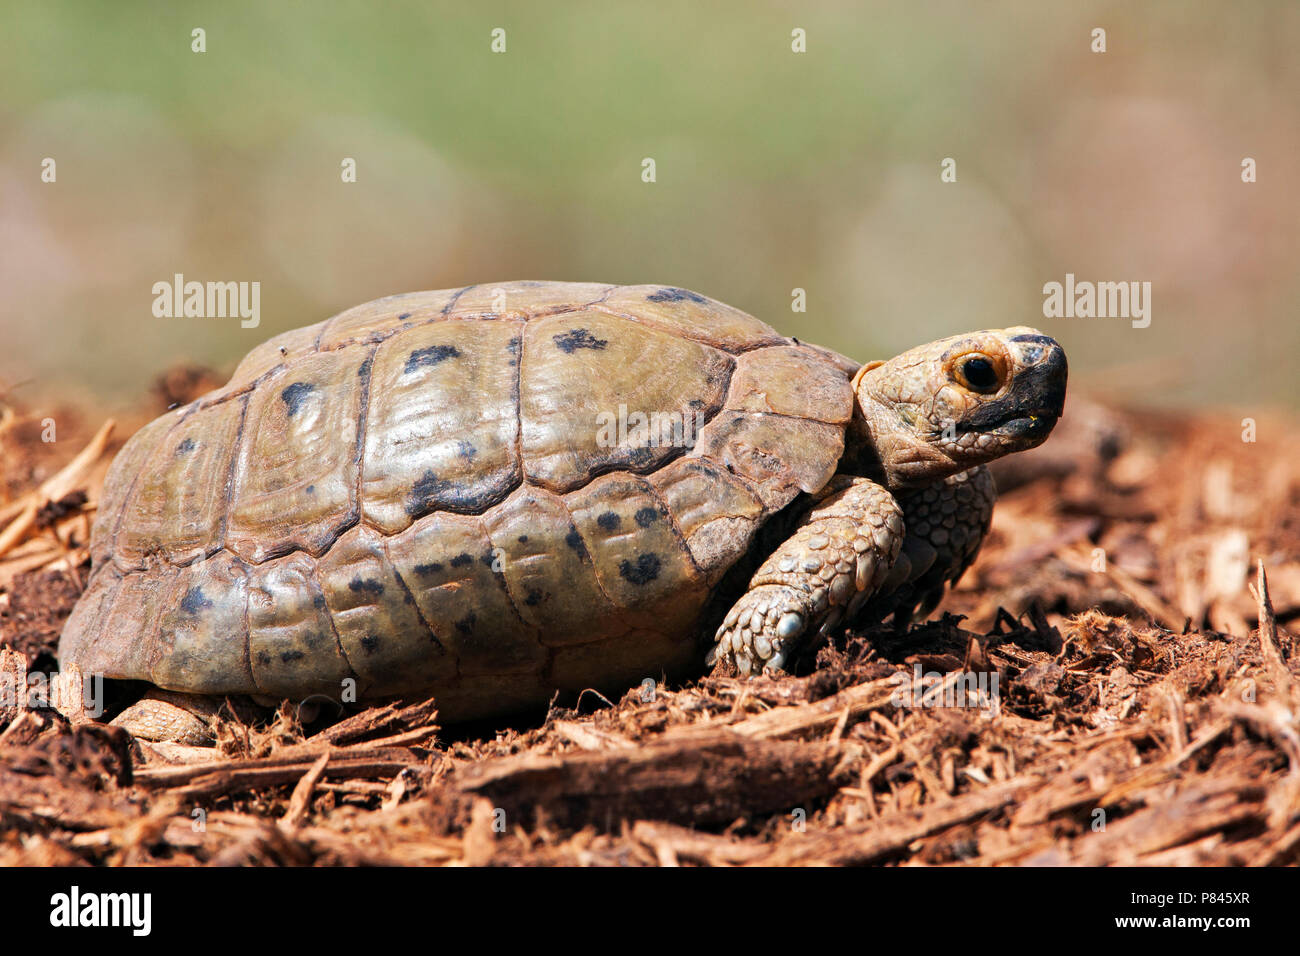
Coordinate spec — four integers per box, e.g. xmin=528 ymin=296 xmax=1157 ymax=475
xmin=111 ymin=689 xmax=268 ymax=745
xmin=111 ymin=690 xmax=220 ymax=745
xmin=708 ymin=475 xmax=904 ymax=675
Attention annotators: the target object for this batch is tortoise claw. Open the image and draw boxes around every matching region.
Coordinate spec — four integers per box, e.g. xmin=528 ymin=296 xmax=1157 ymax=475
xmin=711 ymin=584 xmax=808 ymax=674
xmin=762 ymin=648 xmax=789 ymax=675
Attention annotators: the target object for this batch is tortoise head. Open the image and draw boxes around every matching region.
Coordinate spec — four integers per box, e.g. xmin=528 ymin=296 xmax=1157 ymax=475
xmin=850 ymin=327 xmax=1067 ymax=487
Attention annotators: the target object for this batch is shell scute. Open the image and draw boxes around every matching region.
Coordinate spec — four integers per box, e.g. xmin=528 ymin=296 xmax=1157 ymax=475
xmin=361 ymin=319 xmax=522 ymax=533
xmin=693 ymin=411 xmax=845 ymax=512
xmin=247 ymin=552 xmax=354 ymax=697
xmin=387 ymin=511 xmax=546 ymax=673
xmin=150 ymin=552 xmax=252 ymax=694
xmin=115 ymin=398 xmax=244 ymax=568
xmin=483 ymin=487 xmax=622 ymax=645
xmin=315 ymin=525 xmax=456 ymax=693
xmin=564 ymin=473 xmax=705 ymax=620
xmin=519 ymin=310 xmax=732 ymax=492
xmin=648 ymin=457 xmax=766 ymax=580
xmin=226 ymin=346 xmax=372 ymax=562
xmin=96 ymin=410 xmax=186 ymax=568
xmin=726 ymin=345 xmax=854 ymax=425
xmin=595 ymin=285 xmax=784 ymax=352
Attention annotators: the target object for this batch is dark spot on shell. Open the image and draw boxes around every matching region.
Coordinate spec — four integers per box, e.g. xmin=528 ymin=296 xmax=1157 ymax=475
xmin=407 ymin=470 xmax=454 ymax=517
xmin=280 ymin=382 xmax=316 ymax=417
xmin=524 ymin=588 xmax=545 ymax=606
xmin=687 ymin=398 xmax=704 ymax=409
xmin=398 ymin=312 xmax=411 ymax=320
xmin=455 ymin=613 xmax=477 ymax=636
xmin=619 ymin=553 xmax=662 ymax=585
xmin=404 ymin=344 xmax=461 ymax=374
xmin=348 ymin=577 xmax=384 ymax=596
xmin=450 ymin=553 xmax=474 ymax=568
xmin=646 ymin=287 xmax=707 ymax=304
xmin=624 ymin=445 xmax=658 ymax=469
xmin=175 ymin=437 xmax=197 ymax=456
xmin=517 ymin=535 xmax=529 ymax=543
xmin=552 ymin=328 xmax=608 ymax=353
xmin=306 ymin=485 xmax=315 ymax=494
xmin=280 ymin=650 xmax=305 ymax=663
xmin=634 ymin=507 xmax=659 ymax=528
xmin=457 ymin=440 xmax=477 ymax=460
xmin=596 ymin=511 xmax=621 ymax=531
xmin=479 ymin=551 xmax=496 ymax=569
xmin=312 ymin=594 xmax=327 ymax=610
xmin=414 ymin=562 xmax=443 ymax=576
xmin=180 ymin=587 xmax=213 ymax=615
xmin=564 ymin=530 xmax=587 ymax=556
xmin=405 ymin=461 xmax=516 ymax=518
xmin=256 ymin=651 xmax=272 ymax=666
xmin=361 ymin=635 xmax=380 ymax=652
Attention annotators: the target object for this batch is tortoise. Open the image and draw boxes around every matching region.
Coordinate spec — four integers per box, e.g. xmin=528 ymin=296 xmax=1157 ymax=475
xmin=58 ymin=281 xmax=1067 ymax=741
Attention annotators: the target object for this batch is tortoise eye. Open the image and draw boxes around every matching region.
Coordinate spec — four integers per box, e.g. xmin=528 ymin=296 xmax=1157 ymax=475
xmin=958 ymin=356 xmax=1001 ymax=392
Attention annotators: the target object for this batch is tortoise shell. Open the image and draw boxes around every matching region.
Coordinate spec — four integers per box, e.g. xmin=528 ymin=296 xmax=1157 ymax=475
xmin=59 ymin=282 xmax=856 ymax=719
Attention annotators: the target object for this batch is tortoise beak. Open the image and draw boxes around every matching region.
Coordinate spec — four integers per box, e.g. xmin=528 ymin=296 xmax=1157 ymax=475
xmin=955 ymin=332 xmax=1067 ymax=444
xmin=1009 ymin=332 xmax=1067 ymax=421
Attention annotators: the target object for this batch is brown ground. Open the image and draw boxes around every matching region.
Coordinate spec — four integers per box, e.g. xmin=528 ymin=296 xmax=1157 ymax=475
xmin=1 ymin=377 xmax=1297 ymax=866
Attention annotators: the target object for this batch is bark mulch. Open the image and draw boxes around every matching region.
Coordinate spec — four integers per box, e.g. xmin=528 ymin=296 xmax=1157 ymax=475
xmin=1 ymin=384 xmax=1296 ymax=866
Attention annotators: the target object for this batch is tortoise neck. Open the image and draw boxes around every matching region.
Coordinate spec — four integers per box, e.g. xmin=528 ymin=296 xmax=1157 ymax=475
xmin=838 ymin=409 xmax=891 ymax=488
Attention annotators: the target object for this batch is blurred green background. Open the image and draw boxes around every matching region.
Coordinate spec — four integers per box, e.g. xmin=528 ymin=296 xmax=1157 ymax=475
xmin=2 ymin=0 xmax=1297 ymax=415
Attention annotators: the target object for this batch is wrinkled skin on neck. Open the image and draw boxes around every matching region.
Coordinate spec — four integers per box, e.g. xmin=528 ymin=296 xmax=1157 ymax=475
xmin=843 ymin=326 xmax=1068 ymax=490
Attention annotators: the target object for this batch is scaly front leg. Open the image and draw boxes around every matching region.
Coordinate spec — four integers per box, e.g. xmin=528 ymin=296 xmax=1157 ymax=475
xmin=709 ymin=475 xmax=904 ymax=675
